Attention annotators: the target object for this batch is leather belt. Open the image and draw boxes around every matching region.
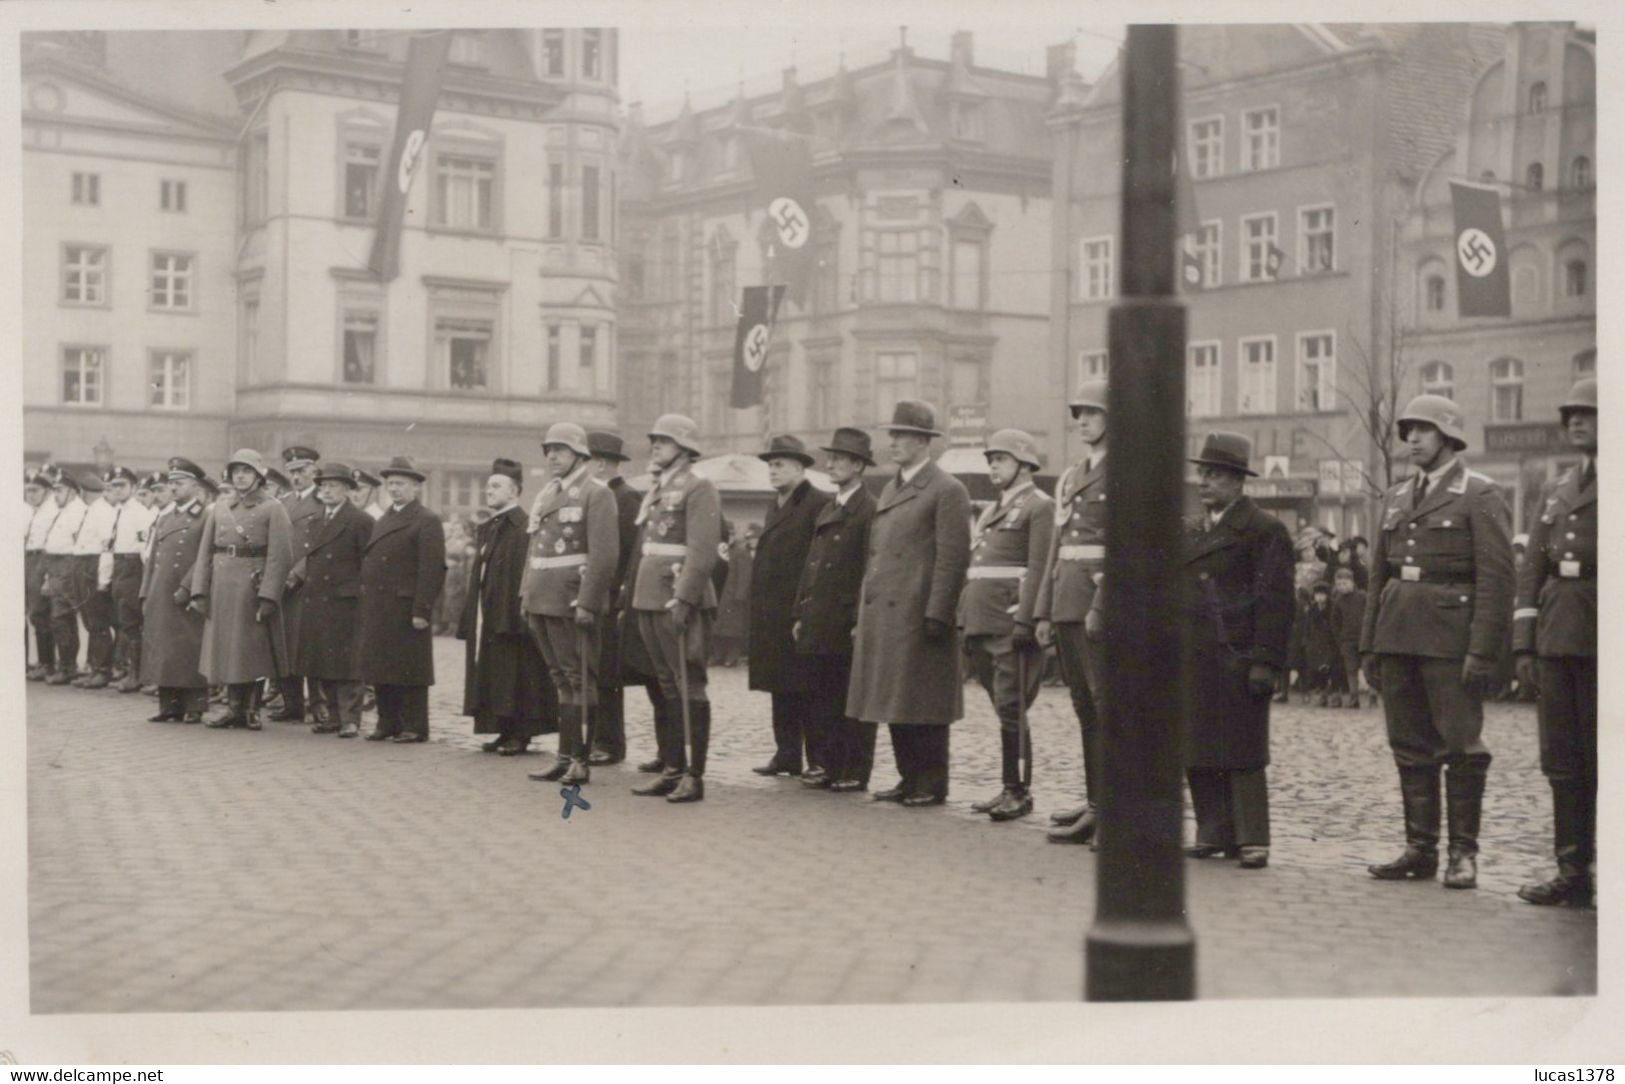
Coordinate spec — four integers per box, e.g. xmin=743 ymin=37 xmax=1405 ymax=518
xmin=1391 ymin=564 xmax=1474 ymax=585
xmin=112 ymin=552 xmax=143 ymax=562
xmin=643 ymin=542 xmax=688 ymax=557
xmin=215 ymin=544 xmax=267 ymax=558
xmin=530 ymin=553 xmax=588 ymax=570
xmin=966 ymin=565 xmax=1026 ymax=580
xmin=1059 ymin=544 xmax=1105 ymax=561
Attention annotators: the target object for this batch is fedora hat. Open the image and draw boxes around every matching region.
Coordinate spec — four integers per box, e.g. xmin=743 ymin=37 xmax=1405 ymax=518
xmin=1188 ymin=431 xmax=1257 ymax=477
xmin=758 ymin=433 xmax=814 ymax=467
xmin=314 ymin=461 xmax=358 ymax=487
xmin=264 ymin=466 xmax=291 ymax=490
xmin=379 ymin=455 xmax=427 ymax=482
xmin=587 ymin=431 xmax=630 ymax=462
xmin=880 ymin=399 xmax=942 ymax=437
xmin=820 ymin=426 xmax=875 ymax=466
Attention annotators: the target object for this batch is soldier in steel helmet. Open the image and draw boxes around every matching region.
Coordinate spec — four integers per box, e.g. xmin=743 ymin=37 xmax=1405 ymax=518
xmin=1361 ymin=394 xmax=1514 ymax=890
xmin=1514 ymin=377 xmax=1597 ymax=908
xmin=959 ymin=428 xmax=1054 ymax=823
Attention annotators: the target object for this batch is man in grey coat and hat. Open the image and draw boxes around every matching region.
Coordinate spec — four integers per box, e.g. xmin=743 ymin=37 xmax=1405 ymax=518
xmin=847 ymin=400 xmax=972 ymax=807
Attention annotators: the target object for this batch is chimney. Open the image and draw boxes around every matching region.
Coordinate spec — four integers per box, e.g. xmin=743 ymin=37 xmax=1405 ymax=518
xmin=951 ymin=31 xmax=974 ymax=69
xmin=1047 ymin=41 xmax=1077 ymax=85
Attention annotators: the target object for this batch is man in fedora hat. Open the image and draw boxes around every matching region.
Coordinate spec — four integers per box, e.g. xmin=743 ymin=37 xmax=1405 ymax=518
xmin=274 ymin=445 xmax=325 ymax=724
xmin=139 ymin=458 xmax=211 ymax=723
xmin=585 ymin=431 xmax=649 ymax=766
xmin=793 ymin=427 xmax=879 ymax=791
xmin=628 ymin=414 xmax=721 ymax=803
xmin=358 ymin=456 xmax=447 ymax=743
xmin=960 ymin=428 xmax=1054 ymax=823
xmin=461 ymin=458 xmax=555 ymax=756
xmin=70 ymin=469 xmax=118 ymax=688
xmin=521 ymin=424 xmax=620 ymax=784
xmin=1514 ymin=377 xmax=1597 ymax=908
xmin=105 ymin=465 xmax=158 ymax=692
xmin=1361 ymin=395 xmax=1513 ymax=891
xmin=189 ymin=449 xmax=295 ymax=730
xmin=1034 ymin=378 xmax=1111 ymax=844
xmin=746 ymin=434 xmax=831 ymax=781
xmin=848 ymin=400 xmax=972 ymax=807
xmin=25 ymin=468 xmax=60 ymax=681
xmin=1181 ymin=431 xmax=1295 ymax=869
xmin=42 ymin=470 xmax=89 ymax=684
xmin=293 ymin=461 xmax=373 ymax=737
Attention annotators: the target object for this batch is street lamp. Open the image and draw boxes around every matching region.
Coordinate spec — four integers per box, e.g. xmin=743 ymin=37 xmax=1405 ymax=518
xmin=1085 ymin=23 xmax=1196 ymax=1002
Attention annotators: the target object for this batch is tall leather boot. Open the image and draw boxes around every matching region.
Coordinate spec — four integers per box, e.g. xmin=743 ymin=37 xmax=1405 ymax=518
xmin=115 ymin=640 xmax=143 ymax=692
xmin=244 ymin=682 xmax=264 ymax=730
xmin=975 ymin=728 xmax=1021 ymax=813
xmin=1441 ymin=762 xmax=1485 ymax=889
xmin=1519 ymin=780 xmax=1593 ymax=906
xmin=668 ymin=701 xmax=709 ymax=803
xmin=1368 ymin=765 xmax=1441 ymax=880
xmin=205 ymin=683 xmax=248 ymax=728
xmin=562 ymin=715 xmax=592 ymax=785
xmin=633 ymin=699 xmax=682 ymax=796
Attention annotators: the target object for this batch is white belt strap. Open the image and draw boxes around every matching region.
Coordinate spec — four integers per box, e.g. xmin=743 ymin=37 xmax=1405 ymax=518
xmin=643 ymin=542 xmax=688 ymax=557
xmin=966 ymin=565 xmax=1026 ymax=580
xmin=1059 ymin=544 xmax=1105 ymax=561
xmin=529 ymin=553 xmax=588 ymax=570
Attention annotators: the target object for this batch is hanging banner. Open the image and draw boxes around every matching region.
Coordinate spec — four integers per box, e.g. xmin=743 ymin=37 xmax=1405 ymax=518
xmin=1449 ymin=180 xmax=1511 ymax=317
xmin=368 ymin=29 xmax=455 ymax=282
xmin=730 ymin=284 xmax=785 ymax=409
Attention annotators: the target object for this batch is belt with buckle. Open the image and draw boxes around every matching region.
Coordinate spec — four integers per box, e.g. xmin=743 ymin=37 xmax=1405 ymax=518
xmin=215 ymin=544 xmax=268 ymax=558
xmin=967 ymin=565 xmax=1026 ymax=580
xmin=643 ymin=542 xmax=687 ymax=557
xmin=1392 ymin=564 xmax=1474 ymax=585
xmin=1058 ymin=544 xmax=1105 ymax=562
xmin=530 ymin=553 xmax=588 ymax=570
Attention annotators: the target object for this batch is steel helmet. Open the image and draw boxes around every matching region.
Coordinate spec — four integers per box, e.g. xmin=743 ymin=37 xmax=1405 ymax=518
xmin=1070 ymin=378 xmax=1108 ymax=416
xmin=224 ymin=448 xmax=269 ymax=480
xmin=984 ymin=428 xmax=1042 ymax=471
xmin=1397 ymin=394 xmax=1467 ymax=451
xmin=541 ymin=421 xmax=591 ymax=458
xmin=1559 ymin=377 xmax=1597 ymax=423
xmin=649 ymin=413 xmax=703 ymax=457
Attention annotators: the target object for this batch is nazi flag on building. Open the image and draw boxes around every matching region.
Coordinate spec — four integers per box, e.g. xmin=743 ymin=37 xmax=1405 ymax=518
xmin=731 ymin=285 xmax=785 ymax=409
xmin=1449 ymin=180 xmax=1511 ymax=318
xmin=741 ymin=128 xmax=818 ymax=307
xmin=368 ymin=29 xmax=455 ymax=283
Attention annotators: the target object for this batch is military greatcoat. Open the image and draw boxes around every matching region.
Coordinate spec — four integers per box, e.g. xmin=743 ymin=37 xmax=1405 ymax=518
xmin=190 ymin=488 xmax=294 ymax=684
xmin=139 ymin=495 xmax=208 ymax=688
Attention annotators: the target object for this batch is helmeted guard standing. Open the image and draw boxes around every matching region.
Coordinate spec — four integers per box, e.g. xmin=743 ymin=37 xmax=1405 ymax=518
xmin=42 ymin=470 xmax=89 ymax=684
xmin=1514 ymin=378 xmax=1598 ymax=908
xmin=1361 ymin=395 xmax=1514 ymax=890
xmin=25 ymin=469 xmax=60 ymax=680
xmin=296 ymin=461 xmax=374 ymax=738
xmin=190 ymin=449 xmax=295 ymax=730
xmin=628 ymin=414 xmax=721 ymax=803
xmin=1033 ymin=379 xmax=1111 ymax=843
xmin=960 ymin=429 xmax=1054 ymax=823
xmin=274 ymin=445 xmax=324 ymax=723
xmin=585 ymin=430 xmax=649 ymax=766
xmin=521 ymin=424 xmax=620 ymax=785
xmin=140 ymin=458 xmax=211 ymax=723
xmin=105 ymin=465 xmax=157 ymax=692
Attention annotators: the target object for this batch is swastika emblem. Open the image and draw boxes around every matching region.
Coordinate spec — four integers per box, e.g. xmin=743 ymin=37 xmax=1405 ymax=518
xmin=398 ymin=129 xmax=428 ymax=194
xmin=1456 ymin=227 xmax=1497 ymax=278
xmin=769 ymin=196 xmax=809 ymax=250
xmin=743 ymin=324 xmax=770 ymax=372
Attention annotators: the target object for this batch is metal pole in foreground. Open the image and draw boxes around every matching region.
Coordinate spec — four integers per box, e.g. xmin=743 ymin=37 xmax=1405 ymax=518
xmin=1086 ymin=23 xmax=1196 ymax=1002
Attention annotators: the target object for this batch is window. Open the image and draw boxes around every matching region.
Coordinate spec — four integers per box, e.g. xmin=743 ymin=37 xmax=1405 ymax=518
xmin=342 ymin=310 xmax=378 ymax=384
xmin=543 ymin=30 xmax=565 ymax=76
xmin=437 ymin=470 xmax=485 ymax=519
xmin=874 ymin=351 xmax=918 ymax=420
xmin=434 ymin=154 xmax=495 ymax=231
xmin=545 ymin=324 xmax=561 ymax=391
xmin=160 ymin=179 xmax=187 ymax=213
xmin=720 ymin=135 xmax=741 ymax=174
xmin=1239 ymin=336 xmax=1276 ymax=414
xmin=547 ymin=161 xmax=564 ymax=238
xmin=343 ymin=30 xmax=387 ymax=50
xmin=1184 ymin=221 xmax=1221 ymax=288
xmin=581 ymin=165 xmax=601 ymax=241
xmin=1079 ymin=236 xmax=1114 ymax=301
xmin=1562 ymin=258 xmax=1588 ymax=298
xmin=1296 ymin=331 xmax=1335 ymax=412
xmin=1076 ymin=349 xmax=1108 ymax=389
xmin=1189 ymin=116 xmax=1223 ymax=179
xmin=1526 ymin=162 xmax=1544 ymax=192
xmin=667 ymin=149 xmax=688 ymax=185
xmin=1570 ymin=155 xmax=1592 ymax=189
xmin=343 ymin=141 xmax=381 ymax=219
xmin=149 ymin=252 xmax=194 ymax=311
xmin=1420 ymin=360 xmax=1454 ymax=400
xmin=1241 ymin=213 xmax=1279 ymax=282
xmin=1528 ymin=81 xmax=1547 ymax=114
xmin=949 ymin=356 xmax=983 ymax=406
xmin=61 ymin=244 xmax=108 ymax=305
xmin=149 ymin=350 xmax=190 ymax=409
xmin=876 ymin=231 xmax=920 ymax=303
xmin=1425 ymin=273 xmax=1447 ymax=312
xmin=1490 ymin=357 xmax=1524 ymax=422
xmin=1242 ymin=107 xmax=1279 ymax=171
xmin=950 ymin=237 xmax=984 ymax=310
xmin=438 ymin=318 xmax=492 ymax=390
xmin=579 ymin=325 xmax=598 ymax=391
xmin=244 ymin=131 xmax=268 ymax=225
xmin=241 ymin=297 xmax=259 ymax=380
xmin=950 ymin=101 xmax=983 ymax=142
xmin=62 ymin=347 xmax=105 ymax=406
xmin=447 ymin=33 xmax=486 ymax=67
xmin=813 ymin=226 xmax=840 ymax=313
xmin=71 ymin=172 xmax=100 ymax=206
xmin=1573 ymin=350 xmax=1595 ymax=378
xmin=1299 ymin=206 xmax=1335 ymax=273
xmin=1188 ymin=342 xmax=1221 ymax=417
xmin=808 ymin=353 xmax=838 ymax=428
xmin=709 ymin=238 xmax=736 ymax=326
xmin=581 ymin=30 xmax=602 ymax=80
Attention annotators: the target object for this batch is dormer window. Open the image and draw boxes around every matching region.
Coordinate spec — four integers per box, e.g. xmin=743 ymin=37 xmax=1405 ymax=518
xmin=950 ymin=100 xmax=983 ymax=142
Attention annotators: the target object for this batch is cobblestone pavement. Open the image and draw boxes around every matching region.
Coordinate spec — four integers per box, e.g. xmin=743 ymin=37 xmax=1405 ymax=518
xmin=27 ymin=638 xmax=1595 ymax=1011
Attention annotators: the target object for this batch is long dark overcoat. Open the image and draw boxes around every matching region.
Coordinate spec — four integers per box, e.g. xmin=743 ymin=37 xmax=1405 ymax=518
xmin=748 ymin=479 xmax=830 ymax=692
xmin=139 ymin=497 xmax=208 ymax=688
xmin=603 ymin=476 xmax=653 ymax=687
xmin=190 ymin=488 xmax=293 ymax=684
xmin=279 ymin=489 xmax=324 ymax=672
xmin=1181 ymin=497 xmax=1295 ymax=770
xmin=357 ymin=499 xmax=447 ymax=687
xmin=459 ymin=504 xmax=555 ymax=733
xmin=295 ymin=501 xmax=372 ymax=681
xmin=793 ymin=487 xmax=876 ymax=657
xmin=847 ymin=461 xmax=972 ymax=726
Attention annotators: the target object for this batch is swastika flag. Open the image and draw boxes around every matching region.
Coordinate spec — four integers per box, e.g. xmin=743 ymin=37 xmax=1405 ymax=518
xmin=368 ymin=30 xmax=455 ymax=283
xmin=742 ymin=128 xmax=818 ymax=307
xmin=1449 ymin=180 xmax=1511 ymax=318
xmin=731 ymin=284 xmax=785 ymax=409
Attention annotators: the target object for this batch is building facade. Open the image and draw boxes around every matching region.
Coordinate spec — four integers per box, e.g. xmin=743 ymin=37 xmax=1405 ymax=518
xmin=1399 ymin=21 xmax=1594 ymax=533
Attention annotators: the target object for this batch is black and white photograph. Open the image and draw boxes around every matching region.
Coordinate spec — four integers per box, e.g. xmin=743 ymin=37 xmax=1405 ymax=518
xmin=0 ymin=0 xmax=1617 ymax=1068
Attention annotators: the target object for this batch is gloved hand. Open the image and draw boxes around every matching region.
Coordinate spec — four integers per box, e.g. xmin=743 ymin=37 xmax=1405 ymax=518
xmin=1514 ymin=652 xmax=1539 ymax=697
xmin=1011 ymin=623 xmax=1039 ymax=652
xmin=173 ymin=586 xmax=190 ymax=608
xmin=1246 ymin=663 xmax=1277 ymax=699
xmin=670 ymin=598 xmax=696 ymax=630
xmin=1084 ymin=608 xmax=1106 ymax=642
xmin=1362 ymin=653 xmax=1382 ymax=693
xmin=1034 ymin=619 xmax=1054 ymax=648
xmin=188 ymin=595 xmax=208 ymax=618
xmin=573 ymin=605 xmax=596 ymax=627
xmin=1461 ymin=653 xmax=1496 ymax=696
xmin=411 ymin=616 xmax=429 ymax=630
xmin=254 ymin=598 xmax=277 ymax=623
xmin=923 ymin=618 xmax=949 ymax=643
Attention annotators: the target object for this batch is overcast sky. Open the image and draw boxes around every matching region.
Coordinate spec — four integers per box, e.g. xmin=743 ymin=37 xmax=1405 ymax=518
xmin=619 ymin=23 xmax=1124 ymax=122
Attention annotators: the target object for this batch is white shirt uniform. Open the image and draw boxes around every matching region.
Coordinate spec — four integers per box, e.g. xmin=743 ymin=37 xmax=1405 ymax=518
xmin=112 ymin=499 xmax=158 ymax=557
xmin=26 ymin=501 xmax=59 ymax=551
xmin=44 ymin=498 xmax=88 ymax=556
xmin=73 ymin=497 xmax=117 ymax=557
